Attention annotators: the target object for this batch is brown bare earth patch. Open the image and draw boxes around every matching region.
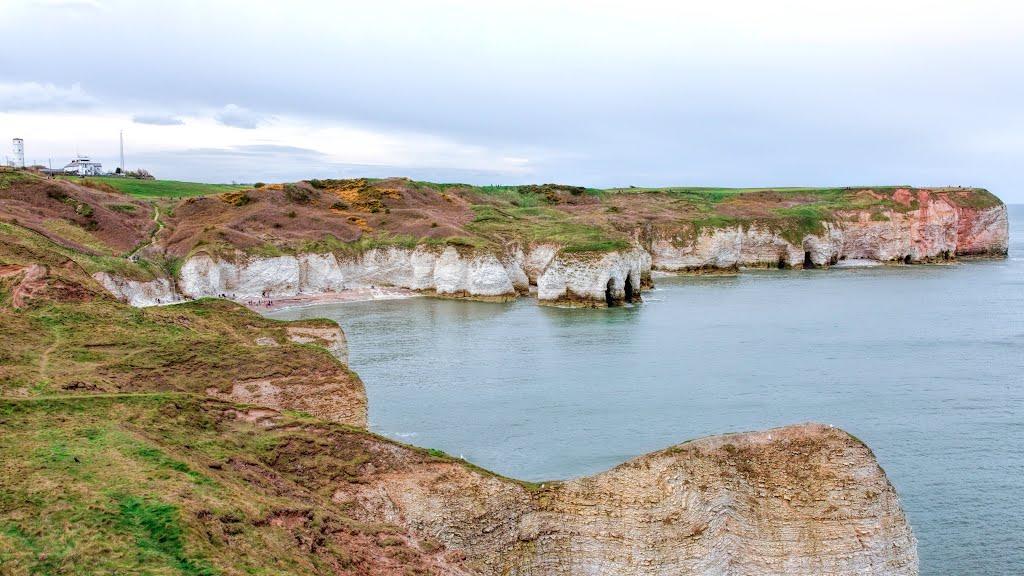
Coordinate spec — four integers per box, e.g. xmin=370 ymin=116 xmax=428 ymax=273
xmin=0 ymin=172 xmax=153 ymax=254
xmin=714 ymin=190 xmax=821 ymax=219
xmin=160 ymin=187 xmax=364 ymax=256
xmin=893 ymin=188 xmax=915 ymax=206
xmin=0 ymin=229 xmax=367 ymax=426
xmin=156 ymin=178 xmax=482 ymax=256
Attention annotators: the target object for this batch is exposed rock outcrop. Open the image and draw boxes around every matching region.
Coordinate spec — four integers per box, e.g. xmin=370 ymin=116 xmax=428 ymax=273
xmin=206 ymin=319 xmax=363 ymax=426
xmin=92 ymin=189 xmax=1008 ymax=308
xmin=329 ymin=422 xmax=917 ymax=575
xmin=649 ymin=226 xmax=808 ymax=271
xmin=1 ymin=263 xmax=96 ymax=307
xmin=206 ymin=372 xmax=366 ymax=428
xmin=92 ymin=271 xmax=177 ymax=306
xmin=953 ymin=203 xmax=1009 ymax=256
xmin=167 ymin=244 xmax=652 ymax=307
xmin=177 ymin=246 xmax=523 ymax=302
xmin=537 ymin=248 xmax=651 ymax=306
xmin=286 ymin=324 xmax=348 ymax=365
xmin=649 ymin=192 xmax=1008 ymax=271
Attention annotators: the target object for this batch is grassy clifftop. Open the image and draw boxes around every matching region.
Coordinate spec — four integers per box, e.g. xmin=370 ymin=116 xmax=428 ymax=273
xmin=155 ymin=178 xmax=1004 ymax=259
xmin=56 ymin=175 xmax=250 ymax=198
xmin=0 ymin=227 xmax=361 ymax=405
xmin=0 ymin=229 xmax=518 ymax=574
xmin=0 ymin=173 xmax=933 ymax=574
xmin=0 ymin=394 xmax=463 ymax=575
xmin=1 ymin=170 xmax=1004 ymax=266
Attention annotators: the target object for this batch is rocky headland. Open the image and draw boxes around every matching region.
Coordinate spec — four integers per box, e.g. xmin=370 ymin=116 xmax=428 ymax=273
xmin=0 ymin=173 xmax=1007 ymax=308
xmin=0 ymin=170 xmax=1009 ymax=573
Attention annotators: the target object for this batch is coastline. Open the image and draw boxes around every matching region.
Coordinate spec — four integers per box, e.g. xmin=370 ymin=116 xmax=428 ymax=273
xmin=243 ymin=286 xmax=421 ymax=312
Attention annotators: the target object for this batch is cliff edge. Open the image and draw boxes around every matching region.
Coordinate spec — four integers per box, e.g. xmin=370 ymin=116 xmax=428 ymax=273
xmin=335 ymin=421 xmax=916 ymax=575
xmin=0 ymin=173 xmax=1009 ymax=308
xmin=0 ymin=214 xmax=919 ymax=574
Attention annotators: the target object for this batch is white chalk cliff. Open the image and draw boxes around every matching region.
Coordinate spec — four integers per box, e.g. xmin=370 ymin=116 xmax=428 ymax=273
xmin=97 ymin=198 xmax=1008 ymax=308
xmin=330 ymin=422 xmax=919 ymax=576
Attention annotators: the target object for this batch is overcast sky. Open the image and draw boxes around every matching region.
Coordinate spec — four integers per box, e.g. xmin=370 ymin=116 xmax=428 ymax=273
xmin=2 ymin=0 xmax=1022 ymax=201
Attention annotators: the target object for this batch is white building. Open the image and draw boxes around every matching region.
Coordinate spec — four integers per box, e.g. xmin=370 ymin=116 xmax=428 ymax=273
xmin=63 ymin=155 xmax=104 ymax=176
xmin=12 ymin=138 xmax=24 ymax=168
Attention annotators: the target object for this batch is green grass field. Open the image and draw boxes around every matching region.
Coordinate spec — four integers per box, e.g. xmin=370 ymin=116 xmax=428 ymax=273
xmin=58 ymin=176 xmax=249 ymax=198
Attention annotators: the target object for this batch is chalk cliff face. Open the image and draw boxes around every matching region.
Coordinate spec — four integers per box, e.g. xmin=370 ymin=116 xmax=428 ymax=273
xmin=537 ymin=248 xmax=651 ymax=306
xmin=200 ymin=319 xmax=363 ymax=426
xmin=176 ymin=246 xmax=524 ymax=301
xmin=165 ymin=245 xmax=653 ymax=306
xmin=649 ymin=226 xmax=809 ymax=271
xmin=649 ymin=193 xmax=1009 ymax=271
xmin=95 ymin=191 xmax=1008 ymax=308
xmin=954 ymin=203 xmax=1010 ymax=256
xmin=328 ymin=422 xmax=917 ymax=576
xmin=92 ymin=271 xmax=177 ymax=307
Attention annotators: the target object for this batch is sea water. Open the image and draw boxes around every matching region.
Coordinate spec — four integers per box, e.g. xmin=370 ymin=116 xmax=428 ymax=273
xmin=268 ymin=205 xmax=1023 ymax=575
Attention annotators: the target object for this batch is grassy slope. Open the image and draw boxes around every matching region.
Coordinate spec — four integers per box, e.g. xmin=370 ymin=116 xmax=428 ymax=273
xmin=1 ymin=179 xmax=989 ymax=573
xmin=0 ymin=294 xmax=349 ymax=399
xmin=197 ymin=179 xmax=1005 ymax=257
xmin=0 ymin=227 xmax=532 ymax=574
xmin=0 ymin=229 xmax=352 ymax=399
xmin=4 ymin=172 xmax=1006 ymax=261
xmin=465 ymin=205 xmax=629 ymax=252
xmin=0 ymin=220 xmax=162 ymax=282
xmin=0 ymin=230 xmax=456 ymax=574
xmin=58 ymin=176 xmax=250 ymax=198
xmin=452 ymin=183 xmax=1002 ymax=250
xmin=0 ymin=394 xmax=449 ymax=575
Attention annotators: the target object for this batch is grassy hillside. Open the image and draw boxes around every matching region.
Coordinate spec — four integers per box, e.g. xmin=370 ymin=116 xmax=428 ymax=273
xmin=3 ymin=171 xmax=1005 ymax=261
xmin=0 ymin=394 xmax=458 ymax=575
xmin=0 ymin=174 xmax=976 ymax=574
xmin=0 ymin=227 xmax=362 ymax=410
xmin=0 ymin=225 xmax=520 ymax=573
xmin=160 ymin=178 xmax=1003 ymax=257
xmin=58 ymin=176 xmax=250 ymax=198
xmin=0 ymin=229 xmax=460 ymax=573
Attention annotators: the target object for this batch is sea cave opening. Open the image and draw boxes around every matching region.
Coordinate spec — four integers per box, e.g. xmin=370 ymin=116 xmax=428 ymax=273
xmin=904 ymin=254 xmax=912 ymax=264
xmin=624 ymin=275 xmax=634 ymax=304
xmin=605 ymin=278 xmax=615 ymax=307
xmin=803 ymin=251 xmax=814 ymax=269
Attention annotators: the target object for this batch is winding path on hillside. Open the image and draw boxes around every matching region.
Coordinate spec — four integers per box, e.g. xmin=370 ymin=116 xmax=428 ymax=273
xmin=128 ymin=203 xmax=164 ymax=257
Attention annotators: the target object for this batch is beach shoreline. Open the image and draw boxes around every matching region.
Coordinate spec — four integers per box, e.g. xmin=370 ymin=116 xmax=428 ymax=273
xmin=243 ymin=287 xmax=421 ymax=312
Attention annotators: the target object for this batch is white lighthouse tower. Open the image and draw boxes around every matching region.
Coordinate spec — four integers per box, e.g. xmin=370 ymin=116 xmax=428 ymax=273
xmin=12 ymin=138 xmax=25 ymax=168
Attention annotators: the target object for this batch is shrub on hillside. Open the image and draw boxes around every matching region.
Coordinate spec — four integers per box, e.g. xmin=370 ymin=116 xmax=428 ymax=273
xmin=46 ymin=187 xmax=70 ymax=202
xmin=79 ymin=178 xmax=120 ymax=194
xmin=126 ymin=169 xmax=155 ymax=180
xmin=218 ymin=191 xmax=251 ymax=206
xmin=284 ymin=184 xmax=318 ymax=204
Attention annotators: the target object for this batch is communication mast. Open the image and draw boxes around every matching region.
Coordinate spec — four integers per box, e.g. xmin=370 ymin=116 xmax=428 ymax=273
xmin=12 ymin=138 xmax=25 ymax=168
xmin=119 ymin=130 xmax=125 ymax=173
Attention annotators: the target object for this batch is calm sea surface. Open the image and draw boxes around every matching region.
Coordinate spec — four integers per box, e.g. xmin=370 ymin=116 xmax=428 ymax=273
xmin=269 ymin=205 xmax=1023 ymax=575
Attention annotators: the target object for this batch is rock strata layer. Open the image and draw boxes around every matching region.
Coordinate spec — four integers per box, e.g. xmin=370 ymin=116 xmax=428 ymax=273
xmin=96 ymin=193 xmax=1008 ymax=308
xmin=327 ymin=422 xmax=918 ymax=575
xmin=649 ymin=197 xmax=1008 ymax=270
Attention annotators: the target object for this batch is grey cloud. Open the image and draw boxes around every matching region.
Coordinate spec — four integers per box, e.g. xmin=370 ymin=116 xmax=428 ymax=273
xmin=215 ymin=104 xmax=268 ymax=129
xmin=132 ymin=114 xmax=184 ymax=126
xmin=0 ymin=81 xmax=95 ymax=111
xmin=32 ymin=0 xmax=107 ymax=8
xmin=2 ymin=2 xmax=1023 ymax=201
xmin=129 ymin=145 xmax=529 ymax=186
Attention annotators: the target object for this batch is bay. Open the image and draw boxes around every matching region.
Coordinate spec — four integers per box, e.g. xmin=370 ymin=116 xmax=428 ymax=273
xmin=269 ymin=205 xmax=1023 ymax=575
